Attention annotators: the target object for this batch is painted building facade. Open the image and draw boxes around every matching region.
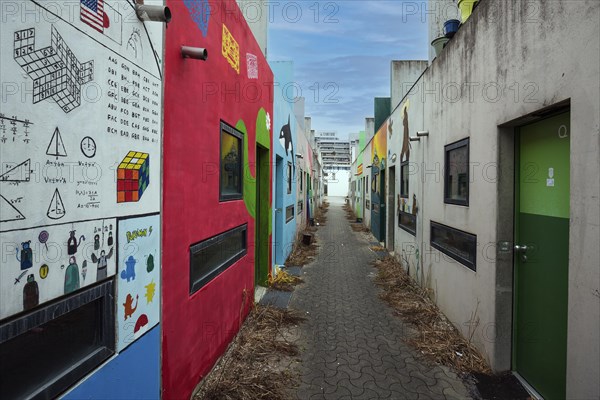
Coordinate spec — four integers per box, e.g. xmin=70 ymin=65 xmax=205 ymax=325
xmin=271 ymin=61 xmax=298 ymax=270
xmin=161 ymin=0 xmax=273 ymax=398
xmin=0 ymin=0 xmax=163 ymax=398
xmin=350 ymin=1 xmax=600 ymax=398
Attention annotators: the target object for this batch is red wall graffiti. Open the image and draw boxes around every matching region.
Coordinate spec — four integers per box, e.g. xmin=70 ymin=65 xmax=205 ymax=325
xmin=162 ymin=1 xmax=273 ymax=398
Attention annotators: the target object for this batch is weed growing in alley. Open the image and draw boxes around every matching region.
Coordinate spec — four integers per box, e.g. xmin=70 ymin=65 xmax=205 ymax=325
xmin=372 ymin=256 xmax=491 ymax=374
xmin=194 ymin=305 xmax=306 ymax=400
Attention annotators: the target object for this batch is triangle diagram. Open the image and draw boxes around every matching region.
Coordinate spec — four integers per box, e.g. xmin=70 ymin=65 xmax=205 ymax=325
xmin=46 ymin=127 xmax=67 ymax=158
xmin=47 ymin=188 xmax=66 ymax=220
xmin=0 ymin=159 xmax=31 ymax=182
xmin=0 ymin=195 xmax=26 ymax=222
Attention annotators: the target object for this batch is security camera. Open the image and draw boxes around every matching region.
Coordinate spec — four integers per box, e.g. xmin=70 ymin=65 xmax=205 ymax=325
xmin=181 ymin=46 xmax=208 ymax=61
xmin=136 ymin=5 xmax=172 ymax=23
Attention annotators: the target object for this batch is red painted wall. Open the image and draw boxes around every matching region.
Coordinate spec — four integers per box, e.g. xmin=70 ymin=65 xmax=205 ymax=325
xmin=162 ymin=1 xmax=273 ymax=398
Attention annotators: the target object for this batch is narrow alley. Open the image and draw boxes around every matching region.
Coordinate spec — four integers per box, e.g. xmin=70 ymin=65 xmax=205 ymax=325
xmin=290 ymin=197 xmax=469 ymax=399
xmin=0 ymin=0 xmax=598 ymax=399
xmin=292 ymin=198 xmax=471 ymax=399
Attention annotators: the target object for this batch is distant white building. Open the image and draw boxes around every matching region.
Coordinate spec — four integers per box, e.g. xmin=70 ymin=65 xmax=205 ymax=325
xmin=315 ymin=131 xmax=351 ymax=197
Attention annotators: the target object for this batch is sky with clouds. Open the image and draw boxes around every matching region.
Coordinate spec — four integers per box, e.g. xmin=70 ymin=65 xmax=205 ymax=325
xmin=268 ymin=1 xmax=429 ymax=138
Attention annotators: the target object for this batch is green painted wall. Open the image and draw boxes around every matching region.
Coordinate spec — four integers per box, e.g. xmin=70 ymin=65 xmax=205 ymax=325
xmin=519 ymin=113 xmax=570 ymax=219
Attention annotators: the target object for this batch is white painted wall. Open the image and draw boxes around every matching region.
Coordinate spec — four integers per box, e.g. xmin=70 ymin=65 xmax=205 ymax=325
xmin=0 ymin=0 xmax=163 ymax=323
xmin=385 ymin=1 xmax=599 ymax=397
xmin=390 ymin=60 xmax=428 ymax=110
xmin=325 ymin=170 xmax=350 ymax=197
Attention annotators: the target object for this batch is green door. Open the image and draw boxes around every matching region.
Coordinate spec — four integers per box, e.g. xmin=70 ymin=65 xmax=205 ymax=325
xmin=514 ymin=112 xmax=570 ymax=399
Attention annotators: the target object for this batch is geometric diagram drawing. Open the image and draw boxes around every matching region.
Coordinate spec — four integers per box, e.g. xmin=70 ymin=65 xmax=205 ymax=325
xmin=246 ymin=53 xmax=258 ymax=79
xmin=183 ymin=0 xmax=211 ymax=37
xmin=47 ymin=188 xmax=66 ymax=220
xmin=13 ymin=26 xmax=94 ymax=113
xmin=0 ymin=194 xmax=26 ymax=222
xmin=80 ymin=136 xmax=96 ymax=158
xmin=117 ymin=151 xmax=150 ymax=203
xmin=0 ymin=159 xmax=31 ymax=182
xmin=221 ymin=24 xmax=239 ymax=74
xmin=47 ymin=128 xmax=67 ymax=158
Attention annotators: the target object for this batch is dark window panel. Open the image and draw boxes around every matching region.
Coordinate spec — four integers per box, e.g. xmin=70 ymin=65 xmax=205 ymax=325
xmin=190 ymin=224 xmax=248 ymax=294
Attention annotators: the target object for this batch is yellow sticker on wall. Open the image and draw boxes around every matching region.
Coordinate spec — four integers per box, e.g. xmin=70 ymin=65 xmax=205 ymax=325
xmin=222 ymin=24 xmax=240 ymax=74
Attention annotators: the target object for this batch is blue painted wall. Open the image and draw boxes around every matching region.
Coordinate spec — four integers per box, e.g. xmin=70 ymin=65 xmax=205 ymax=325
xmin=271 ymin=61 xmax=298 ymax=267
xmin=62 ymin=326 xmax=160 ymax=400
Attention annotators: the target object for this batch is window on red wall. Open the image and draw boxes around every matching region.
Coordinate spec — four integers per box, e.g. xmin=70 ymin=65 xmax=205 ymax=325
xmin=220 ymin=121 xmax=243 ymax=201
xmin=190 ymin=224 xmax=248 ymax=294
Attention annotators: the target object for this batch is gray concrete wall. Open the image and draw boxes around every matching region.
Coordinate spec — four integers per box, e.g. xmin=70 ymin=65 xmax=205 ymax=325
xmin=390 ymin=61 xmax=428 ymax=110
xmin=365 ymin=117 xmax=375 ymax=143
xmin=427 ymin=0 xmax=460 ymax=63
xmin=385 ymin=0 xmax=599 ymax=397
xmin=237 ymin=0 xmax=268 ymax=56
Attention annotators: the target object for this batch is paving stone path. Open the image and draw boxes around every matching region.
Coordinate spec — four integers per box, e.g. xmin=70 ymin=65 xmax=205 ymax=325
xmin=290 ymin=197 xmax=473 ymax=400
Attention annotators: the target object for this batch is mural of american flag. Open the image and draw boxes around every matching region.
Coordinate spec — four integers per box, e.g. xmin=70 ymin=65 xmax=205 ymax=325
xmin=80 ymin=0 xmax=104 ymax=33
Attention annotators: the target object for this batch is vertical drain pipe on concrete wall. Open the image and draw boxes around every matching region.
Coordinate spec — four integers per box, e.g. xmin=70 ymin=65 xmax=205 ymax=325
xmin=418 ymin=103 xmax=427 ymax=288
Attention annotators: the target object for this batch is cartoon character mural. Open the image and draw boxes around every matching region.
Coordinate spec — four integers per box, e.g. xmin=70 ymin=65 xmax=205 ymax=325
xmin=400 ymin=100 xmax=410 ymax=163
xmin=16 ymin=241 xmax=33 ymax=270
xmin=121 ymin=255 xmax=137 ymax=282
xmin=123 ymin=293 xmax=139 ymax=320
xmin=279 ymin=115 xmax=294 ymax=156
xmin=63 ymin=256 xmax=80 ymax=294
xmin=117 ymin=214 xmax=161 ymax=351
xmin=1 ymin=221 xmax=118 ymax=320
xmin=146 ymin=253 xmax=155 ymax=272
xmin=91 ymin=247 xmax=114 ymax=281
xmin=67 ymin=230 xmax=85 ymax=255
xmin=134 ymin=314 xmax=149 ymax=334
xmin=23 ymin=274 xmax=39 ymax=310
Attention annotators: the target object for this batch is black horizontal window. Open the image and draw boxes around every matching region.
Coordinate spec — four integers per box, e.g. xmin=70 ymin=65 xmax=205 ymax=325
xmin=190 ymin=224 xmax=248 ymax=294
xmin=398 ymin=211 xmax=416 ymax=236
xmin=430 ymin=221 xmax=477 ymax=271
xmin=0 ymin=281 xmax=115 ymax=400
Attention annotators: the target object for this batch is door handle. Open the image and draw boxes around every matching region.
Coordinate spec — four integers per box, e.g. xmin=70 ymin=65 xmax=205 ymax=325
xmin=514 ymin=245 xmax=528 ymax=252
xmin=275 ymin=208 xmax=282 ymax=212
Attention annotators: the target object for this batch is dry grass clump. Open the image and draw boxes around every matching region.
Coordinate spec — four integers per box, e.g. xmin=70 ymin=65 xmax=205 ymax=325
xmin=314 ymin=203 xmax=328 ymax=225
xmin=195 ymin=305 xmax=306 ymax=400
xmin=373 ymin=256 xmax=491 ymax=374
xmin=351 ymin=223 xmax=370 ymax=232
xmin=343 ymin=203 xmax=357 ymax=221
xmin=285 ymin=233 xmax=318 ymax=266
xmin=370 ymin=245 xmax=386 ymax=252
xmin=269 ymin=270 xmax=303 ymax=292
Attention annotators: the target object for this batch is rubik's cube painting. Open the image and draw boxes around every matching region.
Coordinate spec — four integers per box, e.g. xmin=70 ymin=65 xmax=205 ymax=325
xmin=117 ymin=151 xmax=150 ymax=203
